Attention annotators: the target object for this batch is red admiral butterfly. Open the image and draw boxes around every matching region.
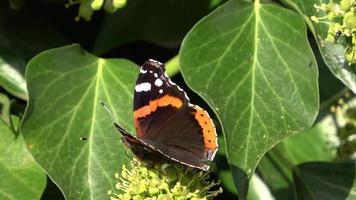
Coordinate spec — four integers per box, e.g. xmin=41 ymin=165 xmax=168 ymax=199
xmin=115 ymin=59 xmax=218 ymax=171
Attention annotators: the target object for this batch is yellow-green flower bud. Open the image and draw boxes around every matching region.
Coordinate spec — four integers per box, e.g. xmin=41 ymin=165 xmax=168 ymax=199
xmin=113 ymin=0 xmax=127 ymax=8
xmin=311 ymin=16 xmax=319 ymax=23
xmin=340 ymin=0 xmax=353 ymax=11
xmin=327 ymin=11 xmax=337 ymax=20
xmin=157 ymin=195 xmax=173 ymax=200
xmin=91 ymin=0 xmax=104 ymax=10
xmin=78 ymin=1 xmax=93 ymax=21
xmin=121 ymin=193 xmax=131 ymax=200
xmin=104 ymin=0 xmax=117 ymax=13
xmin=108 ymin=159 xmax=222 ymax=199
xmin=346 ymin=46 xmax=356 ymax=63
xmin=149 ymin=187 xmax=160 ymax=195
xmin=330 ymin=23 xmax=342 ymax=33
xmin=344 ymin=11 xmax=356 ymax=29
xmin=325 ymin=2 xmax=334 ymax=11
xmin=133 ymin=181 xmax=146 ymax=195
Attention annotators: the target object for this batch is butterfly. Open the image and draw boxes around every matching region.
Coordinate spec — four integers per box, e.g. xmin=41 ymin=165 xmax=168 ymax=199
xmin=115 ymin=59 xmax=218 ymax=170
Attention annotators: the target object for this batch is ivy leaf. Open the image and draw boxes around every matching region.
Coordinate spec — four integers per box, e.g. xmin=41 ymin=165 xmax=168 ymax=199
xmin=0 ymin=93 xmax=11 ymax=125
xmin=0 ymin=58 xmax=27 ymax=100
xmin=180 ymin=0 xmax=319 ymax=197
xmin=257 ymin=151 xmax=294 ymax=199
xmin=257 ymin=115 xmax=336 ymax=199
xmin=280 ymin=0 xmax=356 ymax=93
xmin=293 ymin=162 xmax=356 ymax=200
xmin=276 ymin=121 xmax=335 ymax=164
xmin=21 ymin=44 xmax=138 ymax=200
xmin=247 ymin=174 xmax=275 ymax=200
xmin=0 ymin=116 xmax=46 ymax=200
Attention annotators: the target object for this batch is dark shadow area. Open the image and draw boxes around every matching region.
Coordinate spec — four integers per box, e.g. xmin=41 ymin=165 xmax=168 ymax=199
xmin=102 ymin=41 xmax=179 ymax=65
xmin=231 ymin=164 xmax=249 ymax=200
xmin=41 ymin=176 xmax=65 ymax=200
xmin=293 ymin=161 xmax=356 ymax=200
xmin=215 ymin=154 xmax=240 ymax=200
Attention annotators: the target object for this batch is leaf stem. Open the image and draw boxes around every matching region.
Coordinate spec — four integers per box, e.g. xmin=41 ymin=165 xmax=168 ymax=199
xmin=0 ymin=93 xmax=11 ymax=126
xmin=254 ymin=0 xmax=260 ymax=7
xmin=165 ymin=55 xmax=180 ymax=77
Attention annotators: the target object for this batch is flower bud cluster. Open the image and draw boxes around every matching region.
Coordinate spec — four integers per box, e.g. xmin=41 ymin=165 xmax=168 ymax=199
xmin=330 ymin=92 xmax=356 ymax=159
xmin=66 ymin=0 xmax=127 ymax=21
xmin=108 ymin=159 xmax=223 ymax=200
xmin=311 ymin=0 xmax=356 ymax=64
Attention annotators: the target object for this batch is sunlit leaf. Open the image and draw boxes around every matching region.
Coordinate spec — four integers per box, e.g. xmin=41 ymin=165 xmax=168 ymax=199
xmin=0 ymin=92 xmax=11 ymax=125
xmin=22 ymin=44 xmax=138 ymax=200
xmin=258 ymin=110 xmax=337 ymax=198
xmin=0 ymin=116 xmax=46 ymax=200
xmin=180 ymin=0 xmax=319 ymax=197
xmin=281 ymin=0 xmax=356 ymax=93
xmin=247 ymin=174 xmax=275 ymax=200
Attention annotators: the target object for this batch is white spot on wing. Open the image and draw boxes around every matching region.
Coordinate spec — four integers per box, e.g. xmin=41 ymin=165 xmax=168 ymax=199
xmin=159 ymin=89 xmax=163 ymax=94
xmin=135 ymin=82 xmax=151 ymax=92
xmin=154 ymin=73 xmax=158 ymax=78
xmin=163 ymin=71 xmax=191 ymax=103
xmin=140 ymin=68 xmax=147 ymax=73
xmin=155 ymin=78 xmax=163 ymax=87
xmin=149 ymin=70 xmax=153 ymax=73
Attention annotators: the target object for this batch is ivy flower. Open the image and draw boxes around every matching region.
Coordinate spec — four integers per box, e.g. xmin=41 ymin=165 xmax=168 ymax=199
xmin=65 ymin=0 xmax=127 ymax=21
xmin=108 ymin=159 xmax=223 ymax=200
xmin=311 ymin=0 xmax=356 ymax=64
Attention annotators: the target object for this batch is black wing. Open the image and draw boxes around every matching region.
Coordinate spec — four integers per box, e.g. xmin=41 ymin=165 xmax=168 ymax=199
xmin=131 ymin=59 xmax=218 ymax=170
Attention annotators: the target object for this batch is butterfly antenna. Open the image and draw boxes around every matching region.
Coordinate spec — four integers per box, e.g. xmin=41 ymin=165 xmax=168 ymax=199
xmin=99 ymin=99 xmax=117 ymax=122
xmin=100 ymin=99 xmax=131 ymax=136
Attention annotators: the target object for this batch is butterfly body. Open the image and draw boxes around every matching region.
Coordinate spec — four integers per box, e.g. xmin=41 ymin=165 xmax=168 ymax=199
xmin=116 ymin=59 xmax=218 ymax=171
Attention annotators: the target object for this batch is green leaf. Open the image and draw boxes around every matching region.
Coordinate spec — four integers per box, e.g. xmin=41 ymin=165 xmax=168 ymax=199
xmin=218 ymin=168 xmax=238 ymax=196
xmin=257 ymin=152 xmax=294 ymax=199
xmin=21 ymin=44 xmax=139 ymax=200
xmin=280 ymin=0 xmax=356 ymax=93
xmin=258 ymin=111 xmax=337 ymax=199
xmin=216 ymin=136 xmax=275 ymax=200
xmin=93 ymin=0 xmax=212 ymax=54
xmin=0 ymin=92 xmax=11 ymax=125
xmin=276 ymin=123 xmax=335 ymax=164
xmin=0 ymin=58 xmax=27 ymax=100
xmin=180 ymin=0 xmax=319 ymax=197
xmin=0 ymin=116 xmax=46 ymax=200
xmin=293 ymin=161 xmax=356 ymax=200
xmin=0 ymin=2 xmax=66 ymax=100
xmin=247 ymin=174 xmax=275 ymax=200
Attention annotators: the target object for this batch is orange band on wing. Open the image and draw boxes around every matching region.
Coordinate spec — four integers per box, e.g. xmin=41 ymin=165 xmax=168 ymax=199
xmin=194 ymin=107 xmax=218 ymax=149
xmin=134 ymin=95 xmax=183 ymax=137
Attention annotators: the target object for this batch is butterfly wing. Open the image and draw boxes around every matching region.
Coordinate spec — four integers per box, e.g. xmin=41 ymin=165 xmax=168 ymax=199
xmin=114 ymin=122 xmax=166 ymax=163
xmin=132 ymin=59 xmax=218 ymax=170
